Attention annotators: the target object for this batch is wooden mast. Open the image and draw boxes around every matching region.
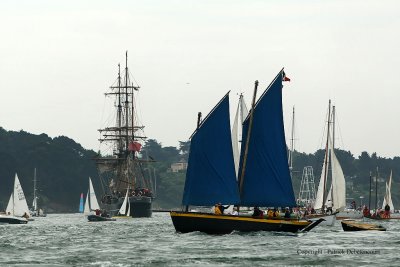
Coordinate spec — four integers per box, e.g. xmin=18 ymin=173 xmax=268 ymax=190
xmin=321 ymin=100 xmax=331 ymax=212
xmin=238 ymin=80 xmax=259 ymax=197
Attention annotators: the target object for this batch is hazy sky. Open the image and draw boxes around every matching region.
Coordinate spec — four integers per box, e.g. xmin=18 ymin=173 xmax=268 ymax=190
xmin=1 ymin=0 xmax=399 ymax=158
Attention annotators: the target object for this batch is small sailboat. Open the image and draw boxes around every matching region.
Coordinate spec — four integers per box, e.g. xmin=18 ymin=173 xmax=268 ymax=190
xmin=30 ymin=168 xmax=46 ymax=217
xmin=85 ymin=177 xmax=115 ymax=222
xmin=1 ymin=174 xmax=30 ymax=224
xmin=170 ymin=70 xmax=323 ymax=234
xmin=79 ymin=193 xmax=84 ymax=213
xmin=112 ymin=188 xmax=131 ymax=219
xmin=308 ymin=101 xmax=346 ymax=226
xmin=341 ymin=220 xmax=386 ymax=231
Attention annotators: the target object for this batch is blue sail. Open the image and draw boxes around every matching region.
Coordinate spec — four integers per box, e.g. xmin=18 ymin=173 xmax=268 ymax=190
xmin=238 ymin=70 xmax=296 ymax=207
xmin=79 ymin=193 xmax=84 ymax=213
xmin=182 ymin=93 xmax=240 ymax=206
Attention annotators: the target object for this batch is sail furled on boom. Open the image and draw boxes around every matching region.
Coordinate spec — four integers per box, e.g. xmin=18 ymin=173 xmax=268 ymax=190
xmin=182 ymin=93 xmax=240 ymax=206
xmin=238 ymin=70 xmax=296 ymax=207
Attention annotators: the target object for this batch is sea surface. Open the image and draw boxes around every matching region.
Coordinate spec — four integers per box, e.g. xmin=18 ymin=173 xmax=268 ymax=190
xmin=1 ymin=213 xmax=399 ymax=266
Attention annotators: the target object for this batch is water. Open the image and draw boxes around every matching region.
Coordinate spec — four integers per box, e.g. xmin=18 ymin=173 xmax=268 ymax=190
xmin=1 ymin=213 xmax=399 ymax=266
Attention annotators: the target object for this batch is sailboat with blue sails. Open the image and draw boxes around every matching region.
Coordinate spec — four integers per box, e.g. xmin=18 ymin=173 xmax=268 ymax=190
xmin=170 ymin=69 xmax=323 ymax=234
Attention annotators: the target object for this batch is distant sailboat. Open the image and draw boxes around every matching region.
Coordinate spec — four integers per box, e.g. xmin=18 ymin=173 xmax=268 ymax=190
xmin=1 ymin=174 xmax=31 ymax=224
xmin=79 ymin=193 xmax=84 ymax=213
xmin=113 ymin=188 xmax=131 ymax=218
xmin=382 ymin=171 xmax=394 ymax=212
xmin=31 ymin=168 xmax=46 ymax=217
xmin=83 ymin=177 xmax=100 ymax=215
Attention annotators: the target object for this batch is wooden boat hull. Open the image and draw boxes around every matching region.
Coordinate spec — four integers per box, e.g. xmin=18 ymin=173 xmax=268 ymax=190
xmin=170 ymin=212 xmax=314 ymax=234
xmin=0 ymin=215 xmax=28 ymax=224
xmin=87 ymin=215 xmax=116 ymax=222
xmin=341 ymin=220 xmax=386 ymax=231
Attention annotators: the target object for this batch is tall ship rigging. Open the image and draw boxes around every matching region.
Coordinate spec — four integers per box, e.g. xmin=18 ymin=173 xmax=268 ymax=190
xmin=95 ymin=52 xmax=154 ymax=218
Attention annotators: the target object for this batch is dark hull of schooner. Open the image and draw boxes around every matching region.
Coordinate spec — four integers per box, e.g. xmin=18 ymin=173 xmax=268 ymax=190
xmin=170 ymin=211 xmax=321 ymax=234
xmin=107 ymin=195 xmax=153 ymax=218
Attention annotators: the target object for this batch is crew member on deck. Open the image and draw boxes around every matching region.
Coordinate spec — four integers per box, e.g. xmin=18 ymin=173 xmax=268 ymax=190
xmin=214 ymin=203 xmax=229 ymax=215
xmin=252 ymin=207 xmax=264 ymax=218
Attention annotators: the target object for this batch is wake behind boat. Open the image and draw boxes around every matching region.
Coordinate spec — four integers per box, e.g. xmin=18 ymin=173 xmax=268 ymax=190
xmin=170 ymin=70 xmax=323 ymax=234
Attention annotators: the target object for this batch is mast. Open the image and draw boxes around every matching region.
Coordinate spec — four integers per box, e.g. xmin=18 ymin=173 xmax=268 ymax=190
xmin=33 ymin=168 xmax=37 ymax=212
xmin=375 ymin=167 xmax=379 ymax=212
xmin=125 ymin=51 xmax=130 ymax=152
xmin=369 ymin=171 xmax=372 ymax=210
xmin=185 ymin=112 xmax=202 ymax=212
xmin=117 ymin=64 xmax=123 ymax=155
xmin=321 ymin=100 xmax=331 ymax=212
xmin=239 ymin=80 xmax=259 ymax=195
xmin=289 ymin=106 xmax=295 ymax=175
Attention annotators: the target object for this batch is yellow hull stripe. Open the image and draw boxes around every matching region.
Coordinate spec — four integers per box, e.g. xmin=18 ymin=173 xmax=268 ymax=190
xmin=170 ymin=212 xmax=309 ymax=226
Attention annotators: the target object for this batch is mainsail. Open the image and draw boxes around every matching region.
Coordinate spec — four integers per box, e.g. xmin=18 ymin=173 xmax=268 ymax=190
xmin=6 ymin=174 xmax=30 ymax=217
xmin=314 ymin=142 xmax=331 ymax=210
xmin=84 ymin=177 xmax=100 ymax=214
xmin=238 ymin=70 xmax=296 ymax=207
xmin=382 ymin=171 xmax=394 ymax=212
xmin=118 ymin=188 xmax=131 ymax=216
xmin=232 ymin=94 xmax=249 ymax=178
xmin=182 ymin=93 xmax=240 ymax=206
xmin=330 ymin=139 xmax=346 ymax=211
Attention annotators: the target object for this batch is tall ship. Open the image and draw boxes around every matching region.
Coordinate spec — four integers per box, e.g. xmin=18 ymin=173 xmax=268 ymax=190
xmin=95 ymin=52 xmax=154 ymax=218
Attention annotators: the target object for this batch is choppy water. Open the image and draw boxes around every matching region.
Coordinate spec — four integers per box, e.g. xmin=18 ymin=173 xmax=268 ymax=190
xmin=1 ymin=213 xmax=399 ymax=266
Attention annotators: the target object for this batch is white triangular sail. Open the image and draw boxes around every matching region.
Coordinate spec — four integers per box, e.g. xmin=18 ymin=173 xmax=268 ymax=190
xmin=382 ymin=171 xmax=394 ymax=212
xmin=119 ymin=188 xmax=129 ymax=216
xmin=6 ymin=174 xmax=31 ymax=217
xmin=330 ymin=140 xmax=346 ymax=211
xmin=88 ymin=177 xmax=100 ymax=210
xmin=231 ymin=94 xmax=249 ymax=178
xmin=83 ymin=191 xmax=90 ymax=214
xmin=127 ymin=196 xmax=131 ymax=217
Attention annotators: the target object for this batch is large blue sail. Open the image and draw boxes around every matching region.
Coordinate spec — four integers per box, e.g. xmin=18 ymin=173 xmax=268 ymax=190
xmin=238 ymin=70 xmax=296 ymax=207
xmin=182 ymin=93 xmax=240 ymax=206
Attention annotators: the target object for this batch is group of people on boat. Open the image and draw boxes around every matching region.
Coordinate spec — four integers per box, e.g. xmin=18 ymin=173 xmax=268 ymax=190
xmin=95 ymin=209 xmax=110 ymax=218
xmin=213 ymin=204 xmax=296 ymax=220
xmin=363 ymin=204 xmax=392 ymax=219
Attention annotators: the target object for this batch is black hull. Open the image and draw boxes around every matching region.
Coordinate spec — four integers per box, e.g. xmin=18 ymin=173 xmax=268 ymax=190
xmin=0 ymin=216 xmax=28 ymax=224
xmin=88 ymin=215 xmax=116 ymax=222
xmin=341 ymin=221 xmax=386 ymax=231
xmin=170 ymin=212 xmax=312 ymax=234
xmin=107 ymin=196 xmax=152 ymax=218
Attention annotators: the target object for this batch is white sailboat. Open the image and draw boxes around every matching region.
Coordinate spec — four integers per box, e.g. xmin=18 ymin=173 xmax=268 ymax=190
xmin=382 ymin=170 xmax=394 ymax=212
xmin=309 ymin=101 xmax=347 ymax=226
xmin=1 ymin=174 xmax=30 ymax=224
xmin=113 ymin=188 xmax=131 ymax=218
xmin=31 ymin=168 xmax=46 ymax=217
xmin=83 ymin=177 xmax=100 ymax=215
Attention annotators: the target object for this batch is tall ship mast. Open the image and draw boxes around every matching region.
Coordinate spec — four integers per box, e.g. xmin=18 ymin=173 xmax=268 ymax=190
xmin=95 ymin=52 xmax=154 ymax=218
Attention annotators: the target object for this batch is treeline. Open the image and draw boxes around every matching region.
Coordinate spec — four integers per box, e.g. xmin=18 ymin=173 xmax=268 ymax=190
xmin=0 ymin=127 xmax=398 ymax=211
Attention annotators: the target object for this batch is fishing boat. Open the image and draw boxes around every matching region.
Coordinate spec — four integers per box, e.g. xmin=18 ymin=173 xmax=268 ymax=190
xmin=4 ymin=174 xmax=31 ymax=224
xmin=30 ymin=168 xmax=46 ymax=217
xmin=170 ymin=69 xmax=324 ymax=234
xmin=307 ymin=101 xmax=347 ymax=226
xmin=341 ymin=220 xmax=386 ymax=231
xmin=94 ymin=52 xmax=154 ymax=218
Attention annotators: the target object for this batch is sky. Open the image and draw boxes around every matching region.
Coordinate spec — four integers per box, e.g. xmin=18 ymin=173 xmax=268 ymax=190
xmin=0 ymin=0 xmax=399 ymax=158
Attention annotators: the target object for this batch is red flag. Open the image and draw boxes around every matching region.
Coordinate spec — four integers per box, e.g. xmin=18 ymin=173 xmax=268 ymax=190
xmin=282 ymin=71 xmax=291 ymax=82
xmin=128 ymin=142 xmax=142 ymax=152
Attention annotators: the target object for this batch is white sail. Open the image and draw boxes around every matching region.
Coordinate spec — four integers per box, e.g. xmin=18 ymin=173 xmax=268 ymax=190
xmin=32 ymin=197 xmax=38 ymax=212
xmin=119 ymin=188 xmax=129 ymax=215
xmin=231 ymin=95 xmax=249 ymax=178
xmin=232 ymin=101 xmax=240 ymax=177
xmin=5 ymin=174 xmax=31 ymax=217
xmin=88 ymin=177 xmax=100 ymax=210
xmin=127 ymin=196 xmax=131 ymax=217
xmin=314 ymin=144 xmax=330 ymax=210
xmin=382 ymin=171 xmax=394 ymax=212
xmin=83 ymin=191 xmax=90 ymax=214
xmin=330 ymin=139 xmax=346 ymax=211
